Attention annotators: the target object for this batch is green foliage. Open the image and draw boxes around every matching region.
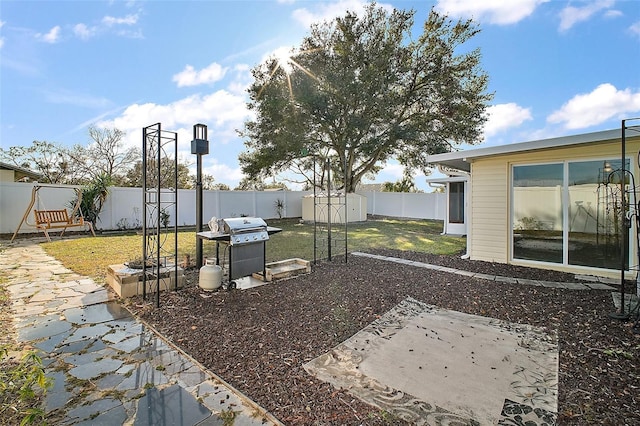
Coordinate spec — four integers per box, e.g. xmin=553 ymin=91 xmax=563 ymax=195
xmin=240 ymin=4 xmax=492 ymax=192
xmin=602 ymin=348 xmax=635 ymax=359
xmin=0 ymin=347 xmax=52 ymax=425
xmin=69 ymin=173 xmax=112 ymax=227
xmin=219 ymin=408 xmax=238 ymax=426
xmin=382 ymin=175 xmax=419 ymax=193
xmin=209 ymin=182 xmax=230 ymax=191
xmin=160 ymin=209 xmax=170 ymax=228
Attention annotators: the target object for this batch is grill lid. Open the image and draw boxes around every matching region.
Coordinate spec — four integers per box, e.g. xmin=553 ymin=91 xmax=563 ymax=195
xmin=223 ymin=217 xmax=269 ymax=245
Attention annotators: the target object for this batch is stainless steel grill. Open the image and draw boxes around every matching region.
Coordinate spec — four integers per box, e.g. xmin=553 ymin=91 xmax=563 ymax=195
xmin=222 ymin=217 xmax=269 ymax=282
xmin=223 ymin=217 xmax=269 ymax=245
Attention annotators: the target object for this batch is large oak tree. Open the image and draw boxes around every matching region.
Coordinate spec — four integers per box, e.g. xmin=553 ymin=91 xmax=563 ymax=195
xmin=239 ymin=4 xmax=492 ymax=192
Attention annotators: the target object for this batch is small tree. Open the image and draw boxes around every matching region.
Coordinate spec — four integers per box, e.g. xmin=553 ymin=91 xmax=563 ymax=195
xmin=69 ymin=173 xmax=111 ymax=228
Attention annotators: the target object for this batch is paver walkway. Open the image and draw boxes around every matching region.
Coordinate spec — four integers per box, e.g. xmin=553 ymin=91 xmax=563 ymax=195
xmin=0 ymin=240 xmax=281 ymax=426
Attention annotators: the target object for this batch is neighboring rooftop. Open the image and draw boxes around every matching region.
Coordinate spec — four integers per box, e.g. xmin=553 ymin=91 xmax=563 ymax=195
xmin=0 ymin=161 xmax=43 ymax=182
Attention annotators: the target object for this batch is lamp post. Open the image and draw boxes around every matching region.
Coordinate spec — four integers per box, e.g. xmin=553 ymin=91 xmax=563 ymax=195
xmin=191 ymin=123 xmax=209 ymax=269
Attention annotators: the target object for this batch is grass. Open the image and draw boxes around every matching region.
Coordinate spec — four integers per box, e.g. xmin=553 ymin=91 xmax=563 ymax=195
xmin=40 ymin=218 xmax=465 ymax=282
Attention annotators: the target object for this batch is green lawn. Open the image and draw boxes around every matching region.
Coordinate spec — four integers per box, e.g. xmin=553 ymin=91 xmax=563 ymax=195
xmin=41 ymin=218 xmax=466 ymax=282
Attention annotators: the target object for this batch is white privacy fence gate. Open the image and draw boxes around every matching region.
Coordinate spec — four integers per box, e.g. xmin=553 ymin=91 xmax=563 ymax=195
xmin=0 ymin=182 xmax=446 ymax=235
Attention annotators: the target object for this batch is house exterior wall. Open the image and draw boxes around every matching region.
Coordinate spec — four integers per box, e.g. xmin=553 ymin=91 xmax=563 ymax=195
xmin=469 ymin=157 xmax=509 ymax=262
xmin=0 ymin=169 xmax=15 ymax=182
xmin=468 ymin=136 xmax=640 ymax=278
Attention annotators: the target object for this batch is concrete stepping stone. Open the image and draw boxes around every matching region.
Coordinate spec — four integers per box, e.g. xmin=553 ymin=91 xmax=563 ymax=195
xmin=63 ymin=301 xmax=131 ymax=325
xmin=64 ymin=322 xmax=113 ymax=344
xmin=17 ymin=317 xmax=72 ymax=342
xmin=67 ymin=397 xmax=122 ymax=422
xmin=44 ymin=370 xmax=74 ymax=413
xmin=116 ymin=361 xmax=170 ymax=391
xmin=73 ymin=404 xmax=128 ymax=426
xmin=133 ymin=384 xmax=211 ymax=426
xmin=69 ymin=357 xmax=123 ymax=380
xmin=34 ymin=328 xmax=72 ymax=353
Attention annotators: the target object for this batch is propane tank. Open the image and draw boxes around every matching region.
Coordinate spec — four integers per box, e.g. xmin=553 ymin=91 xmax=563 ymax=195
xmin=199 ymin=258 xmax=222 ymax=291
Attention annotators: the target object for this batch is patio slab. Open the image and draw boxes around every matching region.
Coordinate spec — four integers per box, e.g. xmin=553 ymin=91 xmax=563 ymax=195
xmin=304 ymin=297 xmax=558 ymax=425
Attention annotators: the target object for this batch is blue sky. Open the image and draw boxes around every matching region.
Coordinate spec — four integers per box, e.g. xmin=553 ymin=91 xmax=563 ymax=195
xmin=1 ymin=0 xmax=639 ymax=191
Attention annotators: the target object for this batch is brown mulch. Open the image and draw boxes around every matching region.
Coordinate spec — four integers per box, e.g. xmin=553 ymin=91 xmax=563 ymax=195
xmin=130 ymin=249 xmax=640 ymax=425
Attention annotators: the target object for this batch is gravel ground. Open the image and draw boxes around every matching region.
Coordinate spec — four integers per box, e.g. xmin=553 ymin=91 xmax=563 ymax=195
xmin=131 ymin=249 xmax=640 ymax=425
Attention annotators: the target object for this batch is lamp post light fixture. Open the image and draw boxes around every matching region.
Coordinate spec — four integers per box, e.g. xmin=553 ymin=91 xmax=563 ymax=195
xmin=191 ymin=123 xmax=209 ymax=269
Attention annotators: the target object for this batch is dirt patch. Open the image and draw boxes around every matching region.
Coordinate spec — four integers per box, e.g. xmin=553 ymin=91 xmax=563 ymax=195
xmin=130 ymin=249 xmax=640 ymax=425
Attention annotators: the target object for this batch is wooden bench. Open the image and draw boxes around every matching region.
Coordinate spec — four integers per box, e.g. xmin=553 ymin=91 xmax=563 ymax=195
xmin=34 ymin=209 xmax=96 ymax=242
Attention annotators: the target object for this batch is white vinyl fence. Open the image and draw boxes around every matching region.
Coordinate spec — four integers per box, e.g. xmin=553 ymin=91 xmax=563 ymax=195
xmin=0 ymin=181 xmax=446 ymax=235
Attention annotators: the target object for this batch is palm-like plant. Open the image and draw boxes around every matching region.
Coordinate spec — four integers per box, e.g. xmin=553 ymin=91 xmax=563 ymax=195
xmin=68 ymin=173 xmax=112 ymax=228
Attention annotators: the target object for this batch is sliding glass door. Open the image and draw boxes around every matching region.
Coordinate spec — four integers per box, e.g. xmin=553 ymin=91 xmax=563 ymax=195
xmin=512 ymin=159 xmax=630 ymax=270
xmin=512 ymin=163 xmax=563 ymax=263
xmin=568 ymin=159 xmax=628 ymax=269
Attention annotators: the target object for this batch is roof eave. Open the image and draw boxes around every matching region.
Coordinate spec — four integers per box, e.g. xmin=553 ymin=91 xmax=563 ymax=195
xmin=426 ymin=128 xmax=626 ymax=173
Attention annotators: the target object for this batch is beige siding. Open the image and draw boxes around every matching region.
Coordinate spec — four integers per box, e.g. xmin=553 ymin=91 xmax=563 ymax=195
xmin=469 ymin=136 xmax=640 ymax=276
xmin=0 ymin=169 xmax=15 ymax=182
xmin=469 ymin=157 xmax=509 ymax=262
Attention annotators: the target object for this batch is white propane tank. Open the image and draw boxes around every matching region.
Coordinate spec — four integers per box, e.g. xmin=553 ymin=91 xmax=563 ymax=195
xmin=199 ymin=258 xmax=222 ymax=291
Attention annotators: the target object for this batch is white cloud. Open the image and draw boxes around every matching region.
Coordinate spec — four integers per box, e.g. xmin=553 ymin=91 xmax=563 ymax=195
xmin=43 ymin=88 xmax=111 ymax=108
xmin=227 ymin=64 xmax=252 ymax=95
xmin=97 ymin=89 xmax=250 ymax=150
xmin=483 ymin=103 xmax=533 ymax=137
xmin=205 ymin=161 xmax=244 ymax=183
xmin=379 ymin=162 xmax=405 ymax=180
xmin=102 ymin=14 xmax=139 ymax=26
xmin=291 ymin=0 xmax=393 ymax=28
xmin=604 ymin=9 xmax=623 ymax=19
xmin=630 ymin=21 xmax=640 ymax=37
xmin=70 ymin=11 xmax=141 ymax=41
xmin=37 ymin=25 xmax=61 ymax=43
xmin=547 ymin=83 xmax=640 ymax=129
xmin=73 ymin=23 xmax=97 ymax=40
xmin=435 ymin=0 xmax=547 ymax=25
xmin=558 ymin=0 xmax=614 ymax=32
xmin=172 ymin=63 xmax=228 ymax=87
